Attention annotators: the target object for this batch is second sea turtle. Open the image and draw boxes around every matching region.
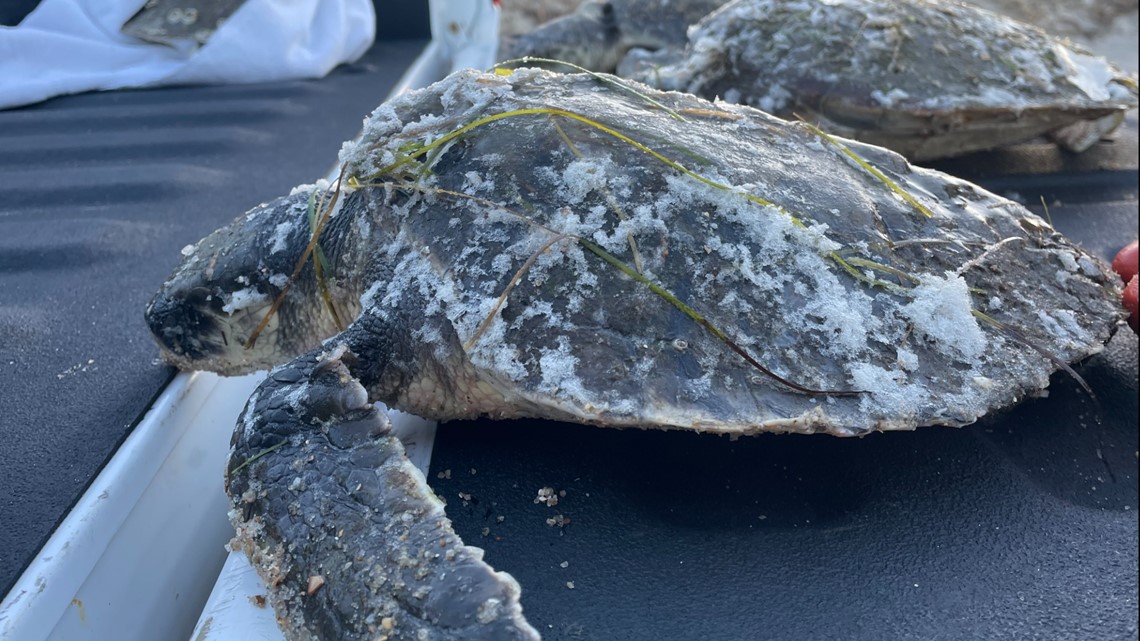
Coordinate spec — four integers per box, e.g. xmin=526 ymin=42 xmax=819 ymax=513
xmin=510 ymin=0 xmax=1138 ymax=160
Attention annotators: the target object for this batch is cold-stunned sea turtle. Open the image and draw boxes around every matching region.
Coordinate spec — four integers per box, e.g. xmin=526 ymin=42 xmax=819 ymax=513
xmin=509 ymin=0 xmax=1138 ymax=160
xmin=146 ymin=68 xmax=1123 ymax=640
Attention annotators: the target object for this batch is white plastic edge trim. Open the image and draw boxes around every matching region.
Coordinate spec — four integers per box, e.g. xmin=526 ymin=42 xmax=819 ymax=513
xmin=0 ymin=371 xmax=264 ymax=641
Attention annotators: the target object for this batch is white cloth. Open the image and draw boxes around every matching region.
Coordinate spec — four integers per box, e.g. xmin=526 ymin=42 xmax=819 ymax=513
xmin=0 ymin=0 xmax=375 ymax=110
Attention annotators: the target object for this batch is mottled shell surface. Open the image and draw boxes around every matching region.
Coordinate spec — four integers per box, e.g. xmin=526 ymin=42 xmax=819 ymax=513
xmin=620 ymin=0 xmax=1137 ymax=159
xmin=337 ymin=68 xmax=1120 ymax=435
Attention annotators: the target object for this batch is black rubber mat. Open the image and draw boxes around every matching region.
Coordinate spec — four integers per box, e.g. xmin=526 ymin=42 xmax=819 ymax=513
xmin=0 ymin=38 xmax=426 ymax=596
xmin=427 ymin=125 xmax=1140 ymax=640
xmin=0 ymin=0 xmax=40 ymax=26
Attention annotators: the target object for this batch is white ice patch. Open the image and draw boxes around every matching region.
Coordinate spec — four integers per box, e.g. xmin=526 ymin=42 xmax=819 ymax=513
xmin=1054 ymin=46 xmax=1114 ymax=101
xmin=870 ymin=87 xmax=910 ymax=106
xmin=359 ymin=278 xmax=387 ymax=311
xmin=1056 ymin=251 xmax=1079 ymax=272
xmin=370 ymin=239 xmax=532 ymax=381
xmin=490 ymin=252 xmax=514 ymax=278
xmin=559 ymin=157 xmax=613 ymax=205
xmin=463 ymin=170 xmax=495 ymax=194
xmin=269 ymin=222 xmax=293 ymax=254
xmin=339 ymin=70 xmax=517 ymax=179
xmin=222 ymin=287 xmax=269 ymax=315
xmin=590 ymin=203 xmax=668 ymax=256
xmin=339 ymin=103 xmax=401 ymax=170
xmin=1077 ymin=256 xmax=1103 ymax=279
xmin=356 ymin=216 xmax=372 ymax=241
xmin=850 ymin=362 xmax=928 ymax=420
xmin=239 ymin=389 xmax=262 ymax=440
xmin=896 ymin=347 xmax=918 ymax=371
xmin=538 ymin=336 xmax=590 ymax=405
xmin=455 ymin=296 xmax=528 ymax=382
xmin=662 ymin=171 xmax=874 ymax=358
xmin=901 ymin=272 xmax=986 ymax=362
xmin=510 ymin=300 xmax=566 ymax=333
xmin=439 ymin=69 xmax=513 ymax=112
xmin=1036 ymin=308 xmax=1093 ymax=344
xmin=289 ymin=179 xmax=331 ymax=197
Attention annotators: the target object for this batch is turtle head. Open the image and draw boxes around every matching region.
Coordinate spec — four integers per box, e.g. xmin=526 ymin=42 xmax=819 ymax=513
xmin=146 ymin=187 xmax=352 ymax=375
xmin=506 ymin=1 xmax=626 ymax=72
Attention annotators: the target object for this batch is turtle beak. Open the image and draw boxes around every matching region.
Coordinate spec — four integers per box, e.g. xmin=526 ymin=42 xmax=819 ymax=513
xmin=145 ymin=288 xmax=223 ymax=363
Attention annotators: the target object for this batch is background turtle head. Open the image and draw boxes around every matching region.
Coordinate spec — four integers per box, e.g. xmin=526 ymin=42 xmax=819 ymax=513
xmin=146 ymin=187 xmax=353 ymax=375
xmin=506 ymin=1 xmax=626 ymax=71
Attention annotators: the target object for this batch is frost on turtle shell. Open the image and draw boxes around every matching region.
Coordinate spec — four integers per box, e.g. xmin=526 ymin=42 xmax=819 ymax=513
xmin=269 ymin=222 xmax=293 ymax=255
xmin=222 ymin=286 xmax=270 ymax=315
xmin=558 ymin=157 xmax=616 ymax=205
xmin=899 ymin=272 xmax=987 ymax=363
xmin=338 ymin=75 xmax=516 ymax=180
xmin=327 ymin=67 xmax=1119 ymax=433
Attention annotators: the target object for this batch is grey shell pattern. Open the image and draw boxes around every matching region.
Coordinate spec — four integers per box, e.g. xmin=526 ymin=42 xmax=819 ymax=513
xmin=338 ymin=68 xmax=1119 ymax=435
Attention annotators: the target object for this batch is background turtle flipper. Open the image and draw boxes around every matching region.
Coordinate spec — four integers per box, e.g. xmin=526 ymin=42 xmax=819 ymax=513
xmin=226 ymin=345 xmax=540 ymax=641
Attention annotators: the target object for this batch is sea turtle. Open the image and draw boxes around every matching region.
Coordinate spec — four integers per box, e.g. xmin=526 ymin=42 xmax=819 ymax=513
xmin=509 ymin=0 xmax=1138 ymax=160
xmin=146 ymin=68 xmax=1123 ymax=640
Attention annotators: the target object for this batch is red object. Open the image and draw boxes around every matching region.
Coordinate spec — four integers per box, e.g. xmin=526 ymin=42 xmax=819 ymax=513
xmin=1112 ymin=240 xmax=1138 ymax=283
xmin=1124 ymin=275 xmax=1138 ymax=334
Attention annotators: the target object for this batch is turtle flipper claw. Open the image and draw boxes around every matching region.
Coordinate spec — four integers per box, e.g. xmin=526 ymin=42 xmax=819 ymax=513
xmin=227 ymin=345 xmax=540 ymax=641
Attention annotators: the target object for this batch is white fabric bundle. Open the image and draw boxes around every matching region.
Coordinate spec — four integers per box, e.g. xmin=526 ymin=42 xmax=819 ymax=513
xmin=0 ymin=0 xmax=375 ymax=109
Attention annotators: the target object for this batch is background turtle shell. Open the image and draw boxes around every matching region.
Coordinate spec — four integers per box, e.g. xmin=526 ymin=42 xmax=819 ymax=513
xmin=620 ymin=0 xmax=1138 ymax=160
xmin=340 ymin=68 xmax=1121 ymax=435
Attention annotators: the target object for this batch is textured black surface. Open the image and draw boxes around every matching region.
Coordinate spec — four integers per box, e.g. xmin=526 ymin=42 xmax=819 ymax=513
xmin=0 ymin=0 xmax=40 ymax=26
xmin=0 ymin=39 xmax=425 ymax=596
xmin=427 ymin=146 xmax=1139 ymax=640
xmin=377 ymin=1 xmax=430 ymax=40
xmin=429 ymin=339 xmax=1138 ymax=641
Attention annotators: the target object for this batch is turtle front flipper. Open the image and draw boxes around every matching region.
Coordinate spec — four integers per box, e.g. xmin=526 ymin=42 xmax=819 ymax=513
xmin=226 ymin=344 xmax=539 ymax=641
xmin=1048 ymin=112 xmax=1127 ymax=153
